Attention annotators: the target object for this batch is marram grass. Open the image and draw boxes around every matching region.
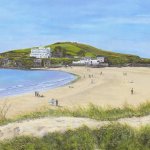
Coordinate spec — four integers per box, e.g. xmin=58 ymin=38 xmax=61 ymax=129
xmin=0 ymin=124 xmax=149 ymax=150
xmin=18 ymin=101 xmax=150 ymax=120
xmin=0 ymin=101 xmax=150 ymax=126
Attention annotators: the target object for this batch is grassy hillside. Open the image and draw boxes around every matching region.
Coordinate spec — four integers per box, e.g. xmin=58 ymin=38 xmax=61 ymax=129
xmin=0 ymin=42 xmax=149 ymax=65
xmin=0 ymin=48 xmax=31 ymax=59
xmin=49 ymin=42 xmax=143 ymax=64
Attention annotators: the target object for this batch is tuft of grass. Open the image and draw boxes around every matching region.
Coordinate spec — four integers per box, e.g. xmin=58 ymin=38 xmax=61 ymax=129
xmin=93 ymin=123 xmax=137 ymax=150
xmin=138 ymin=125 xmax=150 ymax=149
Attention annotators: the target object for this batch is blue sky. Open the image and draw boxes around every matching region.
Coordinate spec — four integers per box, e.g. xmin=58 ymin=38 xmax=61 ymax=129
xmin=0 ymin=0 xmax=150 ymax=57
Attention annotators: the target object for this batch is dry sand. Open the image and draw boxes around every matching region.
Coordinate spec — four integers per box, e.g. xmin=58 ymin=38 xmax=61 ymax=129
xmin=0 ymin=115 xmax=149 ymax=141
xmin=0 ymin=67 xmax=150 ymax=118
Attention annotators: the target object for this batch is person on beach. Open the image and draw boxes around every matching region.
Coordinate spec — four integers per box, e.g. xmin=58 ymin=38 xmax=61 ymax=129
xmin=131 ymin=88 xmax=134 ymax=95
xmin=56 ymin=100 xmax=58 ymax=106
xmin=36 ymin=91 xmax=40 ymax=97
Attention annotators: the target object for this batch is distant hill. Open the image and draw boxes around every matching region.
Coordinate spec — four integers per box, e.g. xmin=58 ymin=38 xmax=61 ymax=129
xmin=0 ymin=42 xmax=150 ymax=65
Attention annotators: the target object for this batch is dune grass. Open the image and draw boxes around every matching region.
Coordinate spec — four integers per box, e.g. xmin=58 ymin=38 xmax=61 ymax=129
xmin=0 ymin=101 xmax=149 ymax=149
xmin=0 ymin=124 xmax=149 ymax=150
xmin=0 ymin=101 xmax=149 ymax=126
xmin=17 ymin=101 xmax=150 ymax=120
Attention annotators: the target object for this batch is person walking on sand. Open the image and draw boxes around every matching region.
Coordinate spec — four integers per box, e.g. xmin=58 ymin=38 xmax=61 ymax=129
xmin=35 ymin=91 xmax=37 ymax=97
xmin=56 ymin=99 xmax=58 ymax=106
xmin=131 ymin=88 xmax=134 ymax=95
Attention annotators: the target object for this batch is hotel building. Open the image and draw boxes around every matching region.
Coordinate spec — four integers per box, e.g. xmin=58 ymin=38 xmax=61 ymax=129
xmin=30 ymin=47 xmax=51 ymax=58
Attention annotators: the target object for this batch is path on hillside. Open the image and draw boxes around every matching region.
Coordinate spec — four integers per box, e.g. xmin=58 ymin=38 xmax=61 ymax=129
xmin=0 ymin=115 xmax=150 ymax=141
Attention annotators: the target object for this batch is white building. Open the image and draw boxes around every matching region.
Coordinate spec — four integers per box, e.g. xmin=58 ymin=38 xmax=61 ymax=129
xmin=72 ymin=56 xmax=105 ymax=66
xmin=30 ymin=47 xmax=51 ymax=58
xmin=97 ymin=56 xmax=105 ymax=63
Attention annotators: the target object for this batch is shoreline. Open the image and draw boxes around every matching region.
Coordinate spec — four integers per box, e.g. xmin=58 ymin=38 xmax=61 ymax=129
xmin=0 ymin=66 xmax=150 ymax=118
xmin=0 ymin=68 xmax=78 ymax=98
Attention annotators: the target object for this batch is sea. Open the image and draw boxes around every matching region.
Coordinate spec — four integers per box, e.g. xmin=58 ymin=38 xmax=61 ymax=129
xmin=0 ymin=69 xmax=76 ymax=97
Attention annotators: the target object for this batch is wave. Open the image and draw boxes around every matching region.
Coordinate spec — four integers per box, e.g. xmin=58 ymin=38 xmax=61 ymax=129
xmin=0 ymin=76 xmax=76 ymax=97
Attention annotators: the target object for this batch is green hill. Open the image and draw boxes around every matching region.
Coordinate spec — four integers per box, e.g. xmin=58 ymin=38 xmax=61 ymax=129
xmin=0 ymin=42 xmax=149 ymax=65
xmin=49 ymin=42 xmax=142 ymax=64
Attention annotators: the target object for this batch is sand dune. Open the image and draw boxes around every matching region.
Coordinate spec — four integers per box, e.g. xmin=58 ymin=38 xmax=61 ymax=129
xmin=0 ymin=115 xmax=149 ymax=141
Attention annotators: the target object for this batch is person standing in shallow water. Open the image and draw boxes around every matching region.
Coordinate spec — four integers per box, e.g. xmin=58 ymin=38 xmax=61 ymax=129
xmin=131 ymin=88 xmax=134 ymax=95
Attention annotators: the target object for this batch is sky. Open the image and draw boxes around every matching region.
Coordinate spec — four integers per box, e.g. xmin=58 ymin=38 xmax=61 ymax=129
xmin=0 ymin=0 xmax=150 ymax=57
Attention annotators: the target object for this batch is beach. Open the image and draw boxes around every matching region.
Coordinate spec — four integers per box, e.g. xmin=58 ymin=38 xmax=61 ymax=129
xmin=1 ymin=66 xmax=150 ymax=118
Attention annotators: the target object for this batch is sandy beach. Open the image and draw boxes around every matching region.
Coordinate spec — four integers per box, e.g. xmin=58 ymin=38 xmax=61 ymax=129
xmin=1 ymin=66 xmax=150 ymax=118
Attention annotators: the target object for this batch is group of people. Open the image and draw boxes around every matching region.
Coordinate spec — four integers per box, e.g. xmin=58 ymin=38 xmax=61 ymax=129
xmin=34 ymin=91 xmax=58 ymax=106
xmin=89 ymin=74 xmax=94 ymax=78
xmin=35 ymin=91 xmax=44 ymax=97
xmin=49 ymin=98 xmax=59 ymax=106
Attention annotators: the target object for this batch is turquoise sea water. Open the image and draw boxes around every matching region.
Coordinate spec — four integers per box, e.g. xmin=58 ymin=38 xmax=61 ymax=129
xmin=0 ymin=69 xmax=76 ymax=97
